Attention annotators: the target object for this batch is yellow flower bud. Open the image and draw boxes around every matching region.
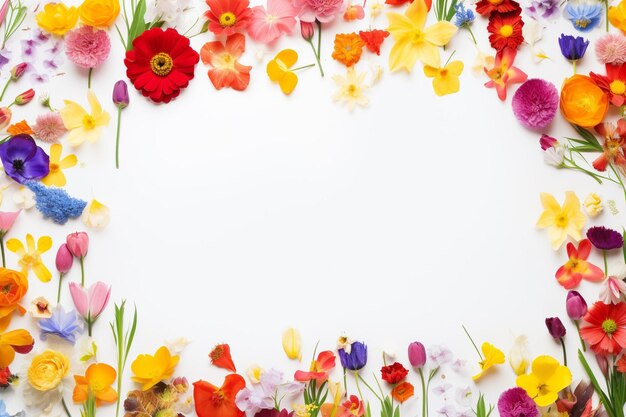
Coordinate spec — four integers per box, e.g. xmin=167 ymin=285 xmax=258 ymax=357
xmin=282 ymin=328 xmax=302 ymax=360
xmin=584 ymin=193 xmax=603 ymax=217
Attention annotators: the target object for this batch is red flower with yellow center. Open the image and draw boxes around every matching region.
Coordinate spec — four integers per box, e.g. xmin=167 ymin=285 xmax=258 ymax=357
xmin=194 ymin=374 xmax=246 ymax=417
xmin=475 ymin=0 xmax=520 ymax=15
xmin=205 ymin=0 xmax=252 ymax=36
xmin=488 ymin=11 xmax=524 ymax=51
xmin=580 ymin=302 xmax=626 ymax=355
xmin=591 ymin=63 xmax=626 ymax=106
xmin=593 ymin=120 xmax=626 ymax=172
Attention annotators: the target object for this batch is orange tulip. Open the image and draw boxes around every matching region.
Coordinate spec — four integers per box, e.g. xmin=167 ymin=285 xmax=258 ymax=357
xmin=73 ymin=363 xmax=118 ymax=406
xmin=0 ymin=328 xmax=34 ymax=367
xmin=560 ymin=75 xmax=609 ymax=128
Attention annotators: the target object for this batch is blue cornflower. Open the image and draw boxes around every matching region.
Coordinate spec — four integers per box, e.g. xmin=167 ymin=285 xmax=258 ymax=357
xmin=25 ymin=181 xmax=86 ymax=224
xmin=564 ymin=2 xmax=603 ymax=32
xmin=39 ymin=305 xmax=84 ymax=344
xmin=558 ymin=34 xmax=589 ymax=61
xmin=454 ymin=2 xmax=475 ymax=27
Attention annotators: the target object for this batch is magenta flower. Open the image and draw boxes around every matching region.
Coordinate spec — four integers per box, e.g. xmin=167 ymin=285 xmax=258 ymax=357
xmin=65 ymin=26 xmax=111 ymax=69
xmin=586 ymin=226 xmax=624 ymax=250
xmin=293 ymin=0 xmax=344 ymax=23
xmin=408 ymin=342 xmax=426 ymax=368
xmin=512 ymin=79 xmax=558 ymax=129
xmin=69 ymin=281 xmax=111 ymax=335
xmin=55 ymin=243 xmax=73 ymax=303
xmin=497 ymin=387 xmax=538 ymax=417
xmin=0 ymin=211 xmax=19 ymax=234
xmin=566 ymin=290 xmax=587 ymax=320
xmin=248 ymin=0 xmax=297 ymax=43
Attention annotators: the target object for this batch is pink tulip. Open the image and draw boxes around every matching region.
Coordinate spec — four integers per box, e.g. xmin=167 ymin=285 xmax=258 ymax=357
xmin=408 ymin=341 xmax=426 ymax=368
xmin=55 ymin=244 xmax=73 ymax=273
xmin=69 ymin=281 xmax=111 ymax=335
xmin=0 ymin=210 xmax=19 ymax=234
xmin=66 ymin=232 xmax=89 ymax=258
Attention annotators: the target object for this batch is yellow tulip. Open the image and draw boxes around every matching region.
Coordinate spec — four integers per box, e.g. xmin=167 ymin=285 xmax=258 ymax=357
xmin=472 ymin=342 xmax=505 ymax=381
xmin=282 ymin=328 xmax=302 ymax=360
xmin=36 ymin=2 xmax=79 ymax=36
xmin=131 ymin=346 xmax=179 ymax=391
xmin=536 ymin=191 xmax=586 ymax=250
xmin=516 ymin=355 xmax=572 ymax=407
xmin=424 ymin=59 xmax=464 ymax=96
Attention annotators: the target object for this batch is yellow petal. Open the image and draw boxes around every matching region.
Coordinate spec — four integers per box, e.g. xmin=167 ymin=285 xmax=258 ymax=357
xmin=432 ymin=72 xmax=460 ymax=96
xmin=386 ymin=12 xmax=416 ymax=39
xmin=49 ymin=143 xmax=62 ymax=164
xmin=275 ymin=49 xmax=298 ymax=68
xmin=530 ymin=355 xmax=560 ymax=382
xmin=423 ymin=21 xmax=458 ymax=46
xmin=423 ymin=65 xmax=440 ymax=78
xmin=446 ymin=60 xmax=464 ymax=76
xmin=59 ymin=154 xmax=78 ymax=169
xmin=37 ymin=236 xmax=53 ymax=253
xmin=267 ymin=60 xmax=285 ymax=82
xmin=33 ymin=261 xmax=52 ymax=283
xmin=26 ymin=234 xmax=35 ymax=253
xmin=42 ymin=171 xmax=66 ymax=187
xmin=279 ymin=71 xmax=298 ymax=95
xmin=540 ymin=192 xmax=561 ymax=213
xmin=404 ymin=0 xmax=427 ymax=29
xmin=87 ymin=90 xmax=103 ymax=118
xmin=282 ymin=328 xmax=302 ymax=360
xmin=60 ymin=101 xmax=87 ymax=129
xmin=415 ymin=42 xmax=441 ymax=68
xmin=6 ymin=238 xmax=24 ymax=255
xmin=389 ymin=39 xmax=420 ymax=72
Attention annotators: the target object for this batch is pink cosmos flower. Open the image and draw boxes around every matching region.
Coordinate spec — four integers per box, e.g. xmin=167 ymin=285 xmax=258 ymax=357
xmin=0 ymin=211 xmax=19 ymax=234
xmin=293 ymin=0 xmax=344 ymax=23
xmin=32 ymin=113 xmax=67 ymax=143
xmin=65 ymin=26 xmax=111 ymax=69
xmin=247 ymin=0 xmax=297 ymax=44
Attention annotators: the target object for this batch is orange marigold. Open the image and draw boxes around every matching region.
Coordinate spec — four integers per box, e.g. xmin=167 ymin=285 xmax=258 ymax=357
xmin=7 ymin=120 xmax=33 ymax=136
xmin=332 ymin=33 xmax=364 ymax=67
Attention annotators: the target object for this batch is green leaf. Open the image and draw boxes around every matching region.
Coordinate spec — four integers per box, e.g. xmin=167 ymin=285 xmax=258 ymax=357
xmin=126 ymin=0 xmax=147 ymax=51
xmin=569 ymin=145 xmax=604 ymax=153
xmin=578 ymin=350 xmax=617 ymax=417
xmin=571 ymin=124 xmax=603 ymax=151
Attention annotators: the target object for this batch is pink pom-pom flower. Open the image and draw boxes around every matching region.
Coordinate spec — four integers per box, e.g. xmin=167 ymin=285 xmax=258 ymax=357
xmin=512 ymin=78 xmax=558 ymax=129
xmin=65 ymin=26 xmax=111 ymax=69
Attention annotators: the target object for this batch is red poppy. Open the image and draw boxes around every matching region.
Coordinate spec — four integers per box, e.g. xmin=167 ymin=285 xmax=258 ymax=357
xmin=385 ymin=0 xmax=432 ymax=9
xmin=209 ymin=343 xmax=236 ymax=372
xmin=591 ymin=63 xmax=626 ymax=107
xmin=391 ymin=382 xmax=414 ymax=403
xmin=193 ymin=374 xmax=246 ymax=417
xmin=359 ymin=30 xmax=390 ymax=55
xmin=593 ymin=120 xmax=626 ymax=172
xmin=294 ymin=350 xmax=336 ymax=383
xmin=475 ymin=0 xmax=520 ymax=16
xmin=205 ymin=0 xmax=252 ymax=36
xmin=200 ymin=33 xmax=252 ymax=91
xmin=487 ymin=11 xmax=524 ymax=51
xmin=124 ymin=28 xmax=200 ymax=103
xmin=380 ymin=362 xmax=408 ymax=384
xmin=580 ymin=301 xmax=626 ymax=355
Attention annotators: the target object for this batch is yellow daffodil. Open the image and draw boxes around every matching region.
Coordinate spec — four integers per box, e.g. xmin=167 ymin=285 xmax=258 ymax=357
xmin=131 ymin=346 xmax=179 ymax=391
xmin=536 ymin=191 xmax=586 ymax=250
xmin=36 ymin=2 xmax=79 ymax=36
xmin=424 ymin=58 xmax=464 ymax=96
xmin=41 ymin=144 xmax=77 ymax=187
xmin=332 ymin=67 xmax=369 ymax=111
xmin=387 ymin=0 xmax=457 ymax=71
xmin=82 ymin=198 xmax=110 ymax=229
xmin=60 ymin=90 xmax=110 ymax=147
xmin=509 ymin=335 xmax=530 ymax=376
xmin=6 ymin=234 xmax=52 ymax=282
xmin=472 ymin=342 xmax=505 ymax=381
xmin=516 ymin=355 xmax=572 ymax=407
xmin=282 ymin=327 xmax=302 ymax=360
xmin=267 ymin=49 xmax=301 ymax=95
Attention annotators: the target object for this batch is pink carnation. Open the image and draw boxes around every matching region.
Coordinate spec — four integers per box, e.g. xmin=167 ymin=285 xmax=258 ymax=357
xmin=65 ymin=26 xmax=111 ymax=69
xmin=293 ymin=0 xmax=344 ymax=23
xmin=32 ymin=112 xmax=67 ymax=143
xmin=248 ymin=0 xmax=297 ymax=44
xmin=512 ymin=78 xmax=558 ymax=129
xmin=596 ymin=34 xmax=626 ymax=65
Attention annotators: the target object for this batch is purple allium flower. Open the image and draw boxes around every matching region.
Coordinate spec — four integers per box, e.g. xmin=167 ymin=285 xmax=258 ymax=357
xmin=26 ymin=181 xmax=87 ymax=225
xmin=586 ymin=226 xmax=624 ymax=250
xmin=526 ymin=0 xmax=559 ymax=20
xmin=512 ymin=79 xmax=558 ymax=129
xmin=0 ymin=135 xmax=49 ymax=184
xmin=596 ymin=34 xmax=626 ymax=65
xmin=65 ymin=26 xmax=111 ymax=69
xmin=559 ymin=34 xmax=589 ymax=61
xmin=497 ymin=387 xmax=539 ymax=417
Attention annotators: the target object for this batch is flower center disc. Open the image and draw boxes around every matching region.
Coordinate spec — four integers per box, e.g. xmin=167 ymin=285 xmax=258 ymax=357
xmin=602 ymin=318 xmax=618 ymax=334
xmin=150 ymin=52 xmax=174 ymax=77
xmin=500 ymin=24 xmax=513 ymax=37
xmin=219 ymin=12 xmax=237 ymax=27
xmin=610 ymin=80 xmax=626 ymax=95
xmin=11 ymin=159 xmax=24 ymax=171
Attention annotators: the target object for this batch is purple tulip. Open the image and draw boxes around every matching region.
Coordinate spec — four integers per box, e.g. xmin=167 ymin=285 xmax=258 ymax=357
xmin=112 ymin=80 xmax=129 ymax=109
xmin=0 ymin=134 xmax=49 ymax=184
xmin=545 ymin=317 xmax=567 ymax=339
xmin=408 ymin=341 xmax=426 ymax=368
xmin=566 ymin=291 xmax=587 ymax=320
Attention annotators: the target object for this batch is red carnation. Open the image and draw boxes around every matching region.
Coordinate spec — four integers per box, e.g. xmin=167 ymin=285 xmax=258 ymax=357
xmin=475 ymin=0 xmax=520 ymax=16
xmin=487 ymin=11 xmax=524 ymax=52
xmin=359 ymin=30 xmax=390 ymax=55
xmin=381 ymin=362 xmax=409 ymax=384
xmin=124 ymin=28 xmax=200 ymax=104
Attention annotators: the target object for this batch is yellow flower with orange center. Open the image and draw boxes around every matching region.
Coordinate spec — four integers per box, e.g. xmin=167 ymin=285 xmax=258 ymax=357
xmin=6 ymin=234 xmax=53 ymax=282
xmin=73 ymin=363 xmax=118 ymax=406
xmin=42 ymin=144 xmax=77 ymax=187
xmin=332 ymin=33 xmax=365 ymax=67
xmin=60 ymin=90 xmax=110 ymax=147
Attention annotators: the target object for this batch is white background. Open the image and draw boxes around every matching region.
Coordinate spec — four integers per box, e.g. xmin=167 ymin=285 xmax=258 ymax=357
xmin=3 ymin=0 xmax=626 ymax=415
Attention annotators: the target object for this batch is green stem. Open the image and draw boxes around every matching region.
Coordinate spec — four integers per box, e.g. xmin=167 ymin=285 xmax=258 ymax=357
xmin=609 ymin=163 xmax=626 ymax=203
xmin=80 ymin=256 xmax=85 ymax=287
xmin=559 ymin=337 xmax=567 ymax=366
xmin=343 ymin=368 xmax=347 ymax=397
xmin=292 ymin=64 xmax=316 ymax=71
xmin=88 ymin=68 xmax=93 ymax=89
xmin=0 ymin=78 xmax=10 ymax=102
xmin=574 ymin=320 xmax=586 ymax=352
xmin=462 ymin=325 xmax=483 ymax=360
xmin=61 ymin=397 xmax=73 ymax=417
xmin=307 ymin=39 xmax=324 ymax=77
xmin=88 ymin=318 xmax=93 ymax=336
xmin=0 ymin=235 xmax=5 ymax=268
xmin=604 ymin=250 xmax=609 ymax=277
xmin=419 ymin=368 xmax=427 ymax=417
xmin=356 ymin=373 xmax=382 ymax=402
xmin=315 ymin=21 xmax=324 ymax=77
xmin=606 ymin=0 xmax=610 ymax=32
xmin=57 ymin=272 xmax=64 ymax=303
xmin=465 ymin=25 xmax=477 ymax=45
xmin=115 ymin=107 xmax=122 ymax=169
xmin=573 ymin=60 xmax=577 ymax=75
xmin=354 ymin=371 xmax=365 ymax=401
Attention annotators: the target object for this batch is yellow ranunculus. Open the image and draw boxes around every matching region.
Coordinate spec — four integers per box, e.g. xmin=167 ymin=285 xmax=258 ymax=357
xmin=516 ymin=355 xmax=572 ymax=407
xmin=131 ymin=346 xmax=179 ymax=391
xmin=79 ymin=0 xmax=120 ymax=27
xmin=36 ymin=2 xmax=79 ymax=36
xmin=282 ymin=328 xmax=302 ymax=360
xmin=28 ymin=350 xmax=70 ymax=391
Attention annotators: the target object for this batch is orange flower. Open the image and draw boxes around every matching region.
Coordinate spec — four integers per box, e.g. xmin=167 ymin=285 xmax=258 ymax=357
xmin=391 ymin=381 xmax=414 ymax=403
xmin=193 ymin=374 xmax=246 ymax=417
xmin=560 ymin=74 xmax=609 ymax=128
xmin=73 ymin=363 xmax=118 ymax=406
xmin=200 ymin=33 xmax=252 ymax=91
xmin=7 ymin=120 xmax=33 ymax=136
xmin=209 ymin=343 xmax=236 ymax=372
xmin=332 ymin=33 xmax=365 ymax=67
xmin=0 ymin=268 xmax=28 ymax=332
xmin=0 ymin=328 xmax=34 ymax=367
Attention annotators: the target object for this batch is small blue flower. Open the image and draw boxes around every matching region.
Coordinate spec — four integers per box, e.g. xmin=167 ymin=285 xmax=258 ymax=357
xmin=39 ymin=305 xmax=84 ymax=344
xmin=0 ymin=401 xmax=9 ymax=417
xmin=25 ymin=181 xmax=86 ymax=224
xmin=558 ymin=34 xmax=589 ymax=60
xmin=564 ymin=2 xmax=603 ymax=32
xmin=453 ymin=2 xmax=475 ymax=27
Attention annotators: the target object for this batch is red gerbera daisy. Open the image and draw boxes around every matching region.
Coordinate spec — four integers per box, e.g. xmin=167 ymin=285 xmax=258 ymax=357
xmin=580 ymin=301 xmax=626 ymax=355
xmin=205 ymin=0 xmax=252 ymax=36
xmin=359 ymin=30 xmax=390 ymax=55
xmin=487 ymin=11 xmax=524 ymax=52
xmin=591 ymin=63 xmax=626 ymax=107
xmin=475 ymin=0 xmax=520 ymax=16
xmin=124 ymin=28 xmax=200 ymax=104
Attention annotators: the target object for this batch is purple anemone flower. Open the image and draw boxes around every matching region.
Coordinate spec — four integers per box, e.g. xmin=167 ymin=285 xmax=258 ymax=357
xmin=0 ymin=135 xmax=49 ymax=184
xmin=586 ymin=226 xmax=624 ymax=250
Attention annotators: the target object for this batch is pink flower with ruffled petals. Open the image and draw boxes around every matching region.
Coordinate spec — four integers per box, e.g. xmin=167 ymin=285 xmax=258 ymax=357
xmin=248 ymin=0 xmax=297 ymax=44
xmin=65 ymin=26 xmax=111 ymax=69
xmin=293 ymin=0 xmax=344 ymax=23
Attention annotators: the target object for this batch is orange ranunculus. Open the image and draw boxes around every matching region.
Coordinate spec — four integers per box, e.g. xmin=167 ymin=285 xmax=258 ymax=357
xmin=193 ymin=374 xmax=246 ymax=417
xmin=73 ymin=363 xmax=118 ymax=406
xmin=609 ymin=0 xmax=626 ymax=33
xmin=391 ymin=381 xmax=414 ymax=403
xmin=0 ymin=328 xmax=34 ymax=367
xmin=560 ymin=75 xmax=609 ymax=128
xmin=0 ymin=268 xmax=28 ymax=332
xmin=332 ymin=33 xmax=365 ymax=67
xmin=7 ymin=120 xmax=33 ymax=136
xmin=78 ymin=0 xmax=120 ymax=27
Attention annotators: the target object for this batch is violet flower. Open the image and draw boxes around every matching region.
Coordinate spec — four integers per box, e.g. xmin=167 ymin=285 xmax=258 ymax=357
xmin=497 ymin=387 xmax=538 ymax=417
xmin=526 ymin=0 xmax=559 ymax=20
xmin=0 ymin=135 xmax=49 ymax=184
xmin=558 ymin=34 xmax=589 ymax=72
xmin=38 ymin=305 xmax=84 ymax=344
xmin=587 ymin=226 xmax=624 ymax=250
